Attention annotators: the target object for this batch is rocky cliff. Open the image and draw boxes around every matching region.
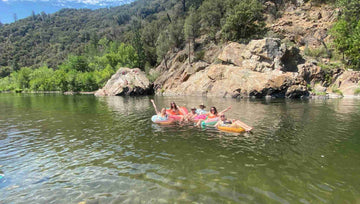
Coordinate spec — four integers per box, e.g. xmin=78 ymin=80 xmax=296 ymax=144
xmin=152 ymin=37 xmax=359 ymax=98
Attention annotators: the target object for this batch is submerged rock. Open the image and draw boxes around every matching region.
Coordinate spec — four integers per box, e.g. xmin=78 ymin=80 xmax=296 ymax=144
xmin=95 ymin=68 xmax=153 ymax=96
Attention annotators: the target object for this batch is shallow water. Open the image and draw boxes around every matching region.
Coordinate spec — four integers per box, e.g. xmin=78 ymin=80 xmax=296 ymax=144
xmin=0 ymin=94 xmax=359 ymax=203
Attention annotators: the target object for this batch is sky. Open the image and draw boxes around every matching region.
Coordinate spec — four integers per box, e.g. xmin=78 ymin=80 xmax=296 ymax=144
xmin=0 ymin=0 xmax=133 ymax=24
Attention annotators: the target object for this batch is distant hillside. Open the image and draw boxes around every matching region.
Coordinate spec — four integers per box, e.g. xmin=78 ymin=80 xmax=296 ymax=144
xmin=0 ymin=0 xmax=134 ymax=24
xmin=0 ymin=0 xmax=177 ymax=70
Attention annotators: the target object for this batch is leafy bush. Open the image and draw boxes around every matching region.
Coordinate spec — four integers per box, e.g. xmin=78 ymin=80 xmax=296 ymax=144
xmin=221 ymin=0 xmax=265 ymax=41
xmin=194 ymin=50 xmax=205 ymax=62
xmin=331 ymin=85 xmax=343 ymax=96
xmin=354 ymin=88 xmax=360 ymax=95
xmin=331 ymin=0 xmax=360 ymax=69
xmin=304 ymin=46 xmax=329 ymax=58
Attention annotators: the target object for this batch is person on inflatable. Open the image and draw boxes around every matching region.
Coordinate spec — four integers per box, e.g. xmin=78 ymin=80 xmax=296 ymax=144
xmin=215 ymin=114 xmax=253 ymax=132
xmin=168 ymin=101 xmax=186 ymax=122
xmin=184 ymin=107 xmax=198 ymax=122
xmin=196 ymin=104 xmax=207 ymax=115
xmin=196 ymin=106 xmax=232 ymax=126
xmin=151 ymin=99 xmax=170 ymax=121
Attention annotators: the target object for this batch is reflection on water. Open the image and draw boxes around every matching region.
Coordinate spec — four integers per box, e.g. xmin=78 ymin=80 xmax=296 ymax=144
xmin=0 ymin=94 xmax=360 ymax=203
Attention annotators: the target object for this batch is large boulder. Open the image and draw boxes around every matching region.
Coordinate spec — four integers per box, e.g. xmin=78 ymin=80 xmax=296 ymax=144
xmin=218 ymin=38 xmax=302 ymax=72
xmin=156 ymin=64 xmax=308 ymax=98
xmin=95 ymin=68 xmax=153 ymax=96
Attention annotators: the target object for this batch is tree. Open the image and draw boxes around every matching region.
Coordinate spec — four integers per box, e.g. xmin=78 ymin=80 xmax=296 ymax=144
xmin=331 ymin=0 xmax=360 ymax=68
xmin=16 ymin=67 xmax=33 ymax=89
xmin=156 ymin=31 xmax=170 ymax=68
xmin=221 ymin=0 xmax=265 ymax=41
xmin=184 ymin=9 xmax=199 ymax=63
xmin=199 ymin=0 xmax=225 ymax=40
xmin=130 ymin=17 xmax=146 ymax=70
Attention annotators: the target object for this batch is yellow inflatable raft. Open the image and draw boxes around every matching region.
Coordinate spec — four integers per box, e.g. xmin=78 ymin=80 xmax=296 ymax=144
xmin=217 ymin=125 xmax=245 ymax=133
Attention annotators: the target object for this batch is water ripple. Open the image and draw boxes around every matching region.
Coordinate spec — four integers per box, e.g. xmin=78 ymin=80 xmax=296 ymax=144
xmin=0 ymin=95 xmax=360 ymax=203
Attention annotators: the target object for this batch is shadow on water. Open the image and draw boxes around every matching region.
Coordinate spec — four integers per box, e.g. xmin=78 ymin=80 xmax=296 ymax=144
xmin=0 ymin=94 xmax=360 ymax=203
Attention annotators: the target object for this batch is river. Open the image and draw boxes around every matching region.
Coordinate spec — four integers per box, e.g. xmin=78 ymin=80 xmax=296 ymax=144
xmin=0 ymin=94 xmax=359 ymax=203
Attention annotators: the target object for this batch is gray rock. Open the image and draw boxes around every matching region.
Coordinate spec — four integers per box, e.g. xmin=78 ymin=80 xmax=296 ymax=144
xmin=95 ymin=68 xmax=153 ymax=96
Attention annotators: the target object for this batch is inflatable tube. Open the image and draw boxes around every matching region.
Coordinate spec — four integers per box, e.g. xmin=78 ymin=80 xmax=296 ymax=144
xmin=192 ymin=114 xmax=207 ymax=123
xmin=201 ymin=117 xmax=219 ymax=127
xmin=194 ymin=114 xmax=207 ymax=120
xmin=166 ymin=106 xmax=188 ymax=116
xmin=151 ymin=115 xmax=174 ymax=125
xmin=217 ymin=125 xmax=245 ymax=133
xmin=169 ymin=114 xmax=183 ymax=121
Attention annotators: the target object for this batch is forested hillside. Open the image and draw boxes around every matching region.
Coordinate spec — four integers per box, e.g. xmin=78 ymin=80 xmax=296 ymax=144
xmin=0 ymin=0 xmax=359 ymax=92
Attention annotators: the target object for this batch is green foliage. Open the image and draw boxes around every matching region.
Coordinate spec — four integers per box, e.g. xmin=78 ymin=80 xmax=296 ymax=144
xmin=194 ymin=50 xmax=205 ymax=62
xmin=62 ymin=55 xmax=90 ymax=72
xmin=147 ymin=70 xmax=160 ymax=83
xmin=16 ymin=67 xmax=33 ymax=90
xmin=319 ymin=62 xmax=343 ymax=70
xmin=314 ymin=91 xmax=327 ymax=95
xmin=331 ymin=0 xmax=360 ymax=69
xmin=199 ymin=0 xmax=225 ymax=38
xmin=29 ymin=66 xmax=56 ymax=91
xmin=184 ymin=9 xmax=199 ymax=42
xmin=354 ymin=87 xmax=360 ymax=95
xmin=331 ymin=85 xmax=343 ymax=96
xmin=221 ymin=0 xmax=265 ymax=41
xmin=0 ymin=66 xmax=12 ymax=78
xmin=0 ymin=39 xmax=138 ymax=92
xmin=304 ymin=46 xmax=329 ymax=58
xmin=156 ymin=31 xmax=171 ymax=63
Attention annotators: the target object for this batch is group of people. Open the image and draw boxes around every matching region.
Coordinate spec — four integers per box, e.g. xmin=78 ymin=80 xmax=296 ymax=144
xmin=151 ymin=99 xmax=253 ymax=132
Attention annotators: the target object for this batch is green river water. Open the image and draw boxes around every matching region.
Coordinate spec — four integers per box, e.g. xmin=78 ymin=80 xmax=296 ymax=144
xmin=0 ymin=94 xmax=359 ymax=203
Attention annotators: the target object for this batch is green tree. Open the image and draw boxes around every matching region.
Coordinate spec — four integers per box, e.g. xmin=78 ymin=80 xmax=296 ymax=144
xmin=156 ymin=31 xmax=170 ymax=67
xmin=16 ymin=67 xmax=33 ymax=89
xmin=222 ymin=0 xmax=265 ymax=41
xmin=184 ymin=9 xmax=199 ymax=63
xmin=0 ymin=66 xmax=12 ymax=78
xmin=29 ymin=65 xmax=55 ymax=91
xmin=130 ymin=17 xmax=146 ymax=70
xmin=62 ymin=55 xmax=90 ymax=72
xmin=199 ymin=0 xmax=225 ymax=41
xmin=331 ymin=0 xmax=360 ymax=68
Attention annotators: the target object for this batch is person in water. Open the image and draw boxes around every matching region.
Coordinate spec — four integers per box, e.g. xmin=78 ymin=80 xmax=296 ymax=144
xmin=184 ymin=107 xmax=198 ymax=122
xmin=168 ymin=102 xmax=180 ymax=115
xmin=150 ymin=99 xmax=170 ymax=121
xmin=215 ymin=114 xmax=253 ymax=132
xmin=196 ymin=106 xmax=232 ymax=126
xmin=196 ymin=104 xmax=207 ymax=115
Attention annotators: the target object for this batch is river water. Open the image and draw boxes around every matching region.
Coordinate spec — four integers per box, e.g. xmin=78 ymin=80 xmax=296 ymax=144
xmin=0 ymin=94 xmax=359 ymax=203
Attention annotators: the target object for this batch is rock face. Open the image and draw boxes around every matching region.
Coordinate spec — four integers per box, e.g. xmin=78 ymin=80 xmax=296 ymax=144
xmin=154 ymin=38 xmax=312 ymax=98
xmin=218 ymin=38 xmax=303 ymax=72
xmin=332 ymin=71 xmax=360 ymax=96
xmin=95 ymin=68 xmax=153 ymax=96
xmin=153 ymin=37 xmax=360 ymax=98
xmin=269 ymin=3 xmax=339 ymax=49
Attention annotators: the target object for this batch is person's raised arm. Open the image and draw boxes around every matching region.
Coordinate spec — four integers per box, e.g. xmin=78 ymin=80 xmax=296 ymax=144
xmin=150 ymin=99 xmax=159 ymax=114
xmin=219 ymin=106 xmax=232 ymax=115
